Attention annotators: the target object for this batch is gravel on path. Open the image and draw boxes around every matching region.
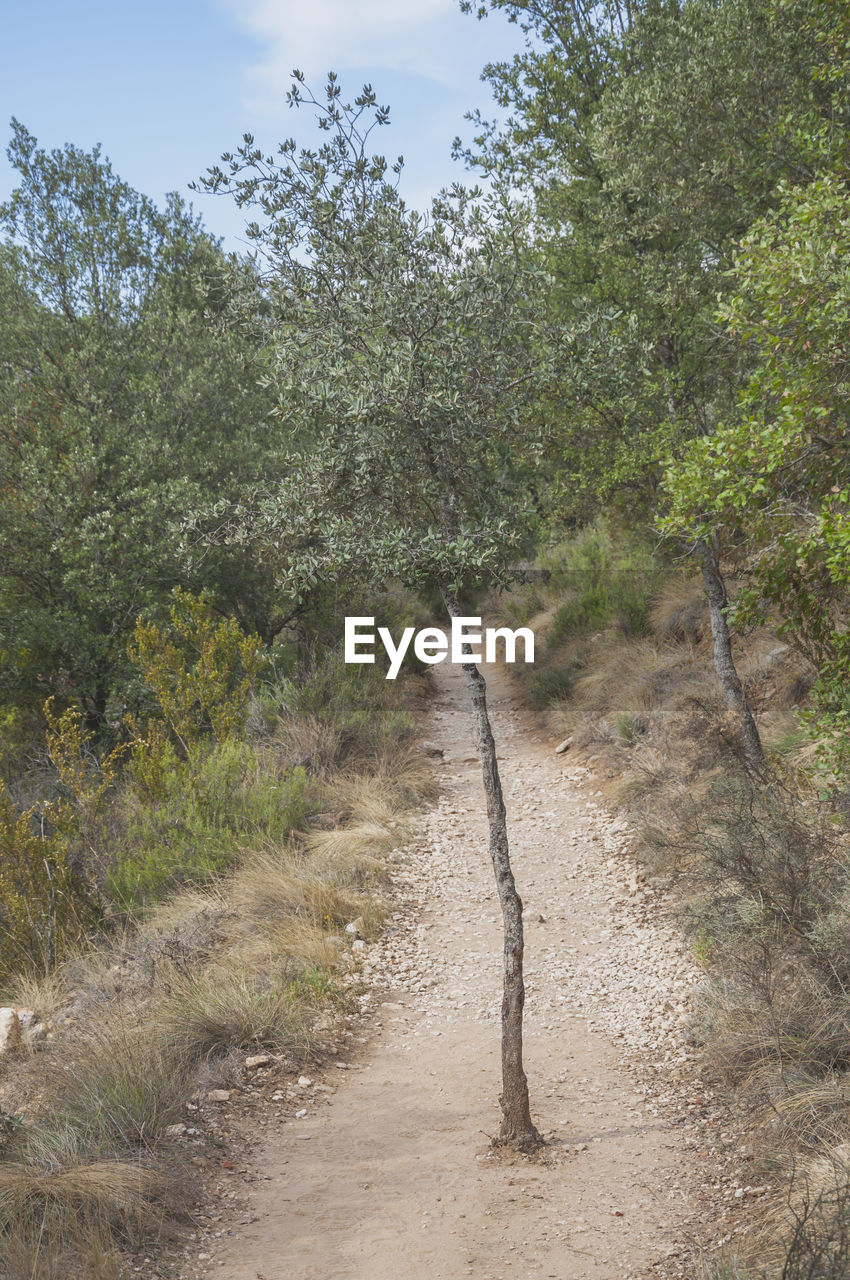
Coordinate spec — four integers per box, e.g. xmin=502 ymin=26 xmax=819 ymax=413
xmin=184 ymin=657 xmax=729 ymax=1280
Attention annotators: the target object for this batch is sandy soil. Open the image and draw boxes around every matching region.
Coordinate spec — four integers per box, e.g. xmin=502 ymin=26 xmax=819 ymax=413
xmin=199 ymin=657 xmax=717 ymax=1280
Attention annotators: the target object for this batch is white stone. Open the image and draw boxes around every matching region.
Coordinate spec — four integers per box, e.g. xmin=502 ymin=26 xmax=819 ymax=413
xmin=0 ymin=1008 xmax=22 ymax=1055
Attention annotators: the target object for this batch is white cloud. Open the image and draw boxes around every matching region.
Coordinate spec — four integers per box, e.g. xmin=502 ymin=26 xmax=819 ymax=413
xmin=218 ymin=0 xmax=466 ymax=111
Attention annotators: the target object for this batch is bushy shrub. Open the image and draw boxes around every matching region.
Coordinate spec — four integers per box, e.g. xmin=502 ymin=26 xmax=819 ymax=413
xmin=129 ymin=588 xmax=266 ymax=747
xmin=108 ymin=742 xmax=311 ymax=909
xmin=671 ymin=782 xmax=844 ymax=967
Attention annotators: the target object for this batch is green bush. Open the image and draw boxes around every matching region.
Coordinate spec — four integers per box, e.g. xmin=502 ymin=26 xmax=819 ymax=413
xmin=610 ymin=569 xmax=658 ymax=637
xmin=498 ymin=583 xmax=545 ymax=627
xmin=614 ymin=710 xmax=642 ymax=745
xmin=528 ymin=667 xmax=575 ymax=708
xmin=108 ymin=742 xmax=311 ymax=910
xmin=549 ymin=586 xmax=611 ymax=644
xmin=544 ymin=523 xmax=663 ymax=646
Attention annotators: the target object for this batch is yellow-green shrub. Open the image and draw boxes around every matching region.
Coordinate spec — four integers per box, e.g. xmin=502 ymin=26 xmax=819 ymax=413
xmin=129 ymin=589 xmax=266 ymax=749
xmin=0 ymin=789 xmax=93 ymax=977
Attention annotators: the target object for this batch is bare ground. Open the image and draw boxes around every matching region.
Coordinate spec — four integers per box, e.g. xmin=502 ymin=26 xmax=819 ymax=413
xmin=187 ymin=658 xmax=726 ymax=1280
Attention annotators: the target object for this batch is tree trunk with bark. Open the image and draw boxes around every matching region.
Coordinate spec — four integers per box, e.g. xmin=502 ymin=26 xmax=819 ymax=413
xmin=440 ymin=584 xmax=541 ymax=1151
xmin=695 ymin=539 xmax=766 ymax=781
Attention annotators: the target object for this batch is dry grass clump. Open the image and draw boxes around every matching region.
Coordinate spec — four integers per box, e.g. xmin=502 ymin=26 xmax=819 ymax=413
xmin=5 ymin=968 xmax=71 ymax=1027
xmin=724 ymin=1147 xmax=850 ymax=1280
xmin=701 ymin=981 xmax=850 ymax=1122
xmin=648 ymin=777 xmax=850 ymax=1275
xmin=553 ymin=637 xmax=705 ymax=725
xmin=302 ymin=748 xmax=435 ymax=882
xmin=649 ymin=574 xmax=708 ymax=645
xmin=230 ymin=848 xmax=369 ymax=927
xmin=0 ymin=1034 xmax=182 ymax=1279
xmin=158 ymin=965 xmax=322 ymax=1061
xmin=341 ymin=745 xmax=438 ymax=812
xmin=278 ymin=713 xmax=346 ymax=774
xmin=0 ymin=1156 xmax=167 ymax=1280
xmin=43 ymin=1003 xmax=200 ymax=1147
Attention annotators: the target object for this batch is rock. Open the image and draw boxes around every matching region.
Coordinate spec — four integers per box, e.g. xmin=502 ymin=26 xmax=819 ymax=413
xmin=0 ymin=1009 xmax=22 ymax=1055
xmin=206 ymin=1089 xmax=231 ymax=1103
xmin=352 ymin=939 xmax=366 ymax=952
xmin=345 ymin=916 xmax=366 ymax=939
xmin=165 ymin=1123 xmax=188 ymax=1137
xmin=297 ymin=1075 xmax=312 ymax=1087
xmin=555 ymin=737 xmax=573 ymax=755
xmin=245 ymin=1054 xmax=271 ymax=1070
xmin=420 ymin=741 xmax=444 ymax=758
xmin=295 ymin=1108 xmax=307 ymax=1118
xmin=627 ymin=869 xmax=646 ymax=896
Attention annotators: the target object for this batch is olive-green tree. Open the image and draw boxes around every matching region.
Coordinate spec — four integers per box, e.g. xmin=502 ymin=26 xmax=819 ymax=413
xmin=200 ymin=74 xmax=550 ymax=1149
xmin=662 ymin=3 xmax=850 ymax=778
xmin=458 ymin=0 xmax=837 ymax=772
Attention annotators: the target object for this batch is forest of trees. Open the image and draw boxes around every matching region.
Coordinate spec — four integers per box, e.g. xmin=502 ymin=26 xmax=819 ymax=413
xmin=4 ymin=0 xmax=849 ymax=765
xmin=2 ymin=0 xmax=850 ymax=1274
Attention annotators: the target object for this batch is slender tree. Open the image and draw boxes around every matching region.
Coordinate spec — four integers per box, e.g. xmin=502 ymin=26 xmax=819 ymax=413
xmin=199 ymin=74 xmax=551 ymax=1148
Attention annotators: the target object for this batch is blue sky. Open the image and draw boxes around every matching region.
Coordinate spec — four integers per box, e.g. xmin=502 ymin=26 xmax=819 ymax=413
xmin=0 ymin=0 xmax=524 ymax=250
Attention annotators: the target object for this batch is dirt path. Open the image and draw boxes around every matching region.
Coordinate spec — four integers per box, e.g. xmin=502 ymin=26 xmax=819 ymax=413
xmin=209 ymin=658 xmax=711 ymax=1280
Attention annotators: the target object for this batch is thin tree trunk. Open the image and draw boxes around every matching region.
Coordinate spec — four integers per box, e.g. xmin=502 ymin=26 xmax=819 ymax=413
xmin=439 ymin=583 xmax=541 ymax=1151
xmin=695 ymin=539 xmax=766 ymax=781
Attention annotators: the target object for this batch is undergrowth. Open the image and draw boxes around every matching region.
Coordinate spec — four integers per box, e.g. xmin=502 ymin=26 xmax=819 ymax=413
xmin=0 ymin=589 xmax=434 ymax=1278
xmin=498 ymin=521 xmax=850 ymax=1280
